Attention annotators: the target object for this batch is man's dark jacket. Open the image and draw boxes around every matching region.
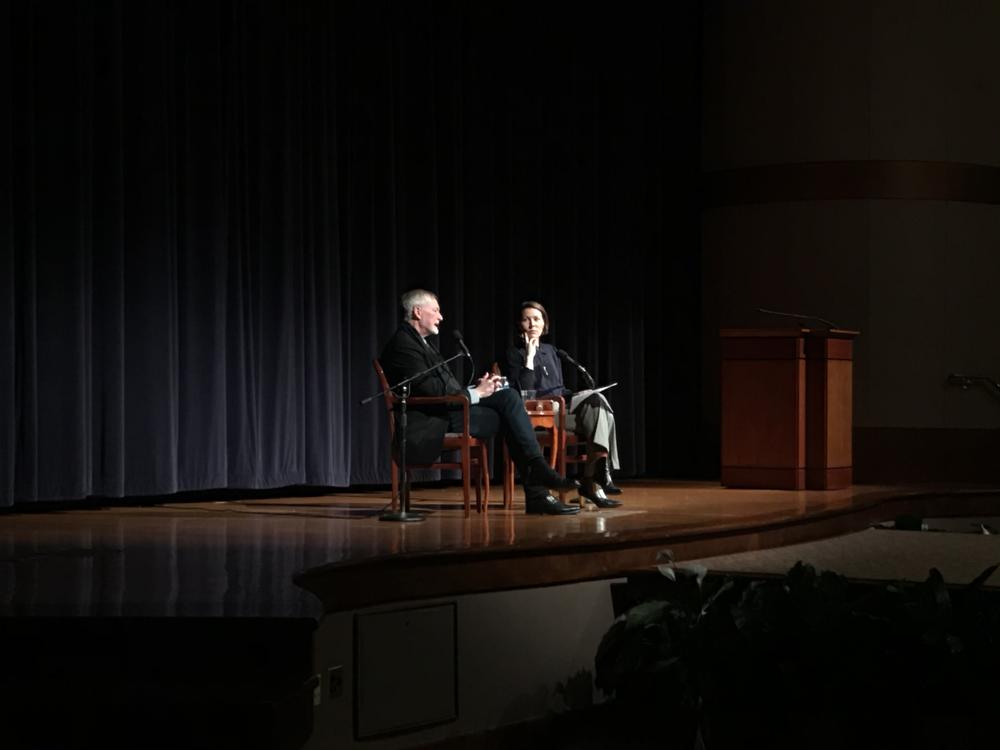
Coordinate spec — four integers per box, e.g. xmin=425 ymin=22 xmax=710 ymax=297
xmin=379 ymin=323 xmax=468 ymax=464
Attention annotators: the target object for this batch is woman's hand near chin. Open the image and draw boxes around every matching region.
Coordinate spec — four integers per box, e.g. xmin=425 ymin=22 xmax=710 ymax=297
xmin=523 ymin=331 xmax=540 ymax=364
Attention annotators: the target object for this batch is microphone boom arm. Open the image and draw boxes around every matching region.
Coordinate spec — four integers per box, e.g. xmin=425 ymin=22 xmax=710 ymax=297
xmin=359 ymin=352 xmax=465 ymax=405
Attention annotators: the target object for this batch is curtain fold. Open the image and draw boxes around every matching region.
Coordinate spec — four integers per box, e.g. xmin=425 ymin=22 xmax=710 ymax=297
xmin=1 ymin=1 xmax=15 ymax=502
xmin=1 ymin=0 xmax=702 ymax=506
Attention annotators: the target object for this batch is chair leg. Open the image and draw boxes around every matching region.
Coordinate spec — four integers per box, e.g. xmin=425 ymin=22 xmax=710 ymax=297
xmin=461 ymin=444 xmax=471 ymax=517
xmin=472 ymin=451 xmax=483 ymax=513
xmin=474 ymin=462 xmax=482 ymax=513
xmin=477 ymin=444 xmax=490 ymax=513
xmin=559 ymin=437 xmax=577 ymax=507
xmin=503 ymin=443 xmax=514 ymax=510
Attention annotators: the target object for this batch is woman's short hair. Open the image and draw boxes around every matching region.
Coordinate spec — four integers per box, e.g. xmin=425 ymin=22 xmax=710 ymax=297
xmin=518 ymin=300 xmax=550 ymax=335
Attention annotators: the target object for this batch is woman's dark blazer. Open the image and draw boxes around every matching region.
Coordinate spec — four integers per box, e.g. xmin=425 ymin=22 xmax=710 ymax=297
xmin=505 ymin=341 xmax=570 ymax=397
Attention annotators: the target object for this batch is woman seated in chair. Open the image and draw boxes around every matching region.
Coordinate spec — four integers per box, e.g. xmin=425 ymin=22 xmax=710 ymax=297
xmin=504 ymin=300 xmax=623 ymax=508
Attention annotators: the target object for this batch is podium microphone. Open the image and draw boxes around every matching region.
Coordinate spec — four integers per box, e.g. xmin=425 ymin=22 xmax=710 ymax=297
xmin=757 ymin=307 xmax=839 ymax=330
xmin=557 ymin=349 xmax=596 ymax=389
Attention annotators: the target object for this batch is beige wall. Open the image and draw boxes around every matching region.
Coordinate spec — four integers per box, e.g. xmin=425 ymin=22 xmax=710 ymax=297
xmin=702 ymin=0 xmax=1000 ymax=442
xmin=307 ymin=580 xmax=618 ymax=749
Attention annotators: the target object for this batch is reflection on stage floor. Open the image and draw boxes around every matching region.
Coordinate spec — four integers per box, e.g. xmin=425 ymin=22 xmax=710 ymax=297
xmin=3 ymin=480 xmax=999 ymax=618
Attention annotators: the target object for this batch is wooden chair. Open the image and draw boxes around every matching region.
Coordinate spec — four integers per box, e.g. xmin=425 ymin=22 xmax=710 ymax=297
xmin=493 ymin=365 xmax=609 ymax=507
xmin=500 ymin=397 xmax=564 ymax=509
xmin=561 ymin=426 xmax=609 ymax=479
xmin=491 ymin=364 xmax=564 ymax=508
xmin=540 ymin=397 xmax=610 ymax=508
xmin=373 ymin=359 xmax=490 ymax=516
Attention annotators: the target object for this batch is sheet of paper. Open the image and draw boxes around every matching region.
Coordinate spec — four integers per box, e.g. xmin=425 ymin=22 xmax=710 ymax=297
xmin=569 ymin=383 xmax=617 ymax=413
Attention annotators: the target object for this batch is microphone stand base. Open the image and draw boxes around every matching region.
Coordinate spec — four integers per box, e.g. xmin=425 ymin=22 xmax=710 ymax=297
xmin=378 ymin=510 xmax=427 ymax=523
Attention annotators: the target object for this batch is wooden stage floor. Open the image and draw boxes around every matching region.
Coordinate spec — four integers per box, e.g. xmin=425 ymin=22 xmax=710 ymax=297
xmin=0 ymin=481 xmax=1000 ymax=617
xmin=4 ymin=479 xmax=1000 ymax=619
xmin=5 ymin=480 xmax=1000 ymax=750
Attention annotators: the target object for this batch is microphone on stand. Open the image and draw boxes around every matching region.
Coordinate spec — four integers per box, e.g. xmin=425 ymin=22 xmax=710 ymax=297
xmin=361 ymin=352 xmax=467 ymax=524
xmin=453 ymin=329 xmax=476 ymax=387
xmin=452 ymin=329 xmax=473 ymax=360
xmin=557 ymin=349 xmax=596 ymax=389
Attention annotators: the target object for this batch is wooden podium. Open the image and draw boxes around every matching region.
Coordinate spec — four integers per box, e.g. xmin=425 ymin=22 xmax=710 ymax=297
xmin=720 ymin=328 xmax=858 ymax=490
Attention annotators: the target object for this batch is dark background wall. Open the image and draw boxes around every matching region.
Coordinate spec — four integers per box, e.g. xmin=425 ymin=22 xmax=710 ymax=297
xmin=1 ymin=1 xmax=704 ymax=506
xmin=700 ymin=0 xmax=1000 ymax=483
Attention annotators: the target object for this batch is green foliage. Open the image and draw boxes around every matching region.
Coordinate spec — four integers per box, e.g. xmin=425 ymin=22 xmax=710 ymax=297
xmin=595 ymin=558 xmax=1000 ymax=747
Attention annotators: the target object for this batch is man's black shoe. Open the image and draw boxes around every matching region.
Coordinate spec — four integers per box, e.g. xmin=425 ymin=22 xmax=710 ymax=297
xmin=597 ymin=459 xmax=623 ymax=495
xmin=526 ymin=461 xmax=579 ymax=492
xmin=598 ymin=475 xmax=623 ymax=495
xmin=526 ymin=493 xmax=581 ymax=515
xmin=580 ymin=479 xmax=623 ymax=509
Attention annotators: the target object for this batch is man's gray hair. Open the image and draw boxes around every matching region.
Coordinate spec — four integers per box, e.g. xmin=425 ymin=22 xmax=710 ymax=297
xmin=400 ymin=289 xmax=437 ymax=322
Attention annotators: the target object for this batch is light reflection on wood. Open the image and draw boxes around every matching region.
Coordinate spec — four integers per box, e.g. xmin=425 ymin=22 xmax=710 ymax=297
xmin=1 ymin=482 xmax=998 ymax=617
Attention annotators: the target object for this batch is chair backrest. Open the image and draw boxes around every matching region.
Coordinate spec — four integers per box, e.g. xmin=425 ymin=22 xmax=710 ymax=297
xmin=372 ymin=359 xmax=396 ymax=439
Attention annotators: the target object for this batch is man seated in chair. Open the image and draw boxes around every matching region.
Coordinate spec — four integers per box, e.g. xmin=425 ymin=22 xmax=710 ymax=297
xmin=380 ymin=289 xmax=580 ymax=515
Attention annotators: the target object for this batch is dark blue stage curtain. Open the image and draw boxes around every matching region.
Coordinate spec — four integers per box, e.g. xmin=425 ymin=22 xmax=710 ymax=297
xmin=0 ymin=0 xmax=702 ymax=506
